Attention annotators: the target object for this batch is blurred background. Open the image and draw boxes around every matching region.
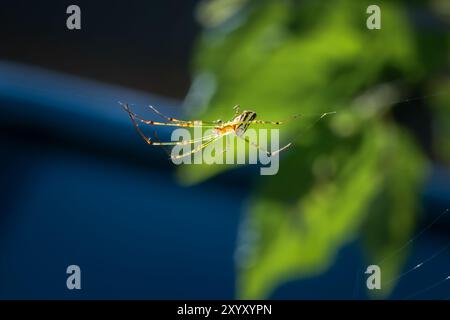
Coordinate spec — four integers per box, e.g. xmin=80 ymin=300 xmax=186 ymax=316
xmin=0 ymin=0 xmax=449 ymax=299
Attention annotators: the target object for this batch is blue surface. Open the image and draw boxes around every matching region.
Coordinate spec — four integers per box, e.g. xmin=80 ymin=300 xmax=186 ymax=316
xmin=0 ymin=146 xmax=243 ymax=299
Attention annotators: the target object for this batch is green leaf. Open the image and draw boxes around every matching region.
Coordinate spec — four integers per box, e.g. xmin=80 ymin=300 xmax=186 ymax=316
xmin=181 ymin=0 xmax=445 ymax=299
xmin=179 ymin=0 xmax=421 ymax=185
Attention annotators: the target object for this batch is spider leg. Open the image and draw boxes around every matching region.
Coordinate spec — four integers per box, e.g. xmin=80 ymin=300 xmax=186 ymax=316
xmin=171 ymin=136 xmax=222 ymax=160
xmin=148 ymin=105 xmax=227 ymax=126
xmin=250 ymin=114 xmax=300 ymax=125
xmin=147 ymin=105 xmax=184 ymax=122
xmin=270 ymin=142 xmax=292 ymax=156
xmin=126 ymin=109 xmax=218 ymax=146
xmin=237 ymin=135 xmax=291 ymax=157
xmin=120 ymin=102 xmax=218 ymax=128
xmin=233 ymin=105 xmax=241 ymax=116
xmin=152 ymin=130 xmax=171 ymax=157
xmin=150 ymin=132 xmax=218 ymax=145
xmin=249 ymin=111 xmax=336 ymax=125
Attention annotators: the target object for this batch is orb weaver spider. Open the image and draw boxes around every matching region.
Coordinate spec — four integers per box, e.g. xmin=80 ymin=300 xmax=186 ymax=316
xmin=120 ymin=102 xmax=327 ymax=160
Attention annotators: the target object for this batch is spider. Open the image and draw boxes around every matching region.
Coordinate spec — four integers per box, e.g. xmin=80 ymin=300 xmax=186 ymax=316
xmin=120 ymin=102 xmax=302 ymax=160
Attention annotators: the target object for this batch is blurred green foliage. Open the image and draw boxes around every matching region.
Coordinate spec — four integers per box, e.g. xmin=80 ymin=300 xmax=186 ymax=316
xmin=181 ymin=0 xmax=449 ymax=298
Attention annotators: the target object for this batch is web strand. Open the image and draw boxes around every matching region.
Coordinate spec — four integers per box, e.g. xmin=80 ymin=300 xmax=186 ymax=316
xmin=402 ymin=276 xmax=450 ymax=300
xmin=384 ymin=242 xmax=450 ymax=286
xmin=378 ymin=208 xmax=449 ymax=265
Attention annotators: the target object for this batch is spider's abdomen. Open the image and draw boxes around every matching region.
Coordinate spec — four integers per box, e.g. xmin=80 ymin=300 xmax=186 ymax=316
xmin=234 ymin=111 xmax=256 ymax=136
